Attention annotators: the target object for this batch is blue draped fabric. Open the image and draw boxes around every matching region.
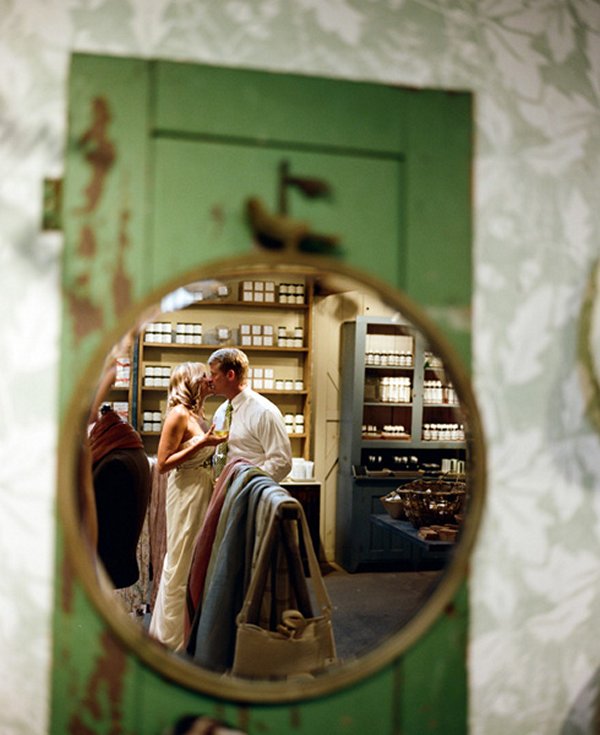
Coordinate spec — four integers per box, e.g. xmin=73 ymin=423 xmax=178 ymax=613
xmin=187 ymin=470 xmax=285 ymax=671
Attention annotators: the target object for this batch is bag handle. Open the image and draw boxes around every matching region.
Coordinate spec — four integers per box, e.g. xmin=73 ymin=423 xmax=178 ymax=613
xmin=237 ymin=499 xmax=332 ymax=625
xmin=239 ymin=507 xmax=279 ymax=625
xmin=295 ymin=505 xmax=332 ymax=615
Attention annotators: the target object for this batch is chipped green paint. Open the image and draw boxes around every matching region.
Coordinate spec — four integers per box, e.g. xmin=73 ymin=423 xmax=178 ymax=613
xmin=77 ymin=97 xmax=116 ymax=214
xmin=67 ymin=96 xmax=134 ymax=342
xmin=79 ymin=225 xmax=97 ymax=258
xmin=68 ymin=630 xmax=128 ymax=735
xmin=68 ymin=272 xmax=104 ymax=344
xmin=113 ymin=207 xmax=134 ymax=317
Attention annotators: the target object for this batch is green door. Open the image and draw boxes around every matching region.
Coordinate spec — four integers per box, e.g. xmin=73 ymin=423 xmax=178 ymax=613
xmin=54 ymin=53 xmax=472 ymax=735
xmin=152 ymin=138 xmax=404 ymax=287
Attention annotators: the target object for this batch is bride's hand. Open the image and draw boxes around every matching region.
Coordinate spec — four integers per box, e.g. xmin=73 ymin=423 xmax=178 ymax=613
xmin=203 ymin=423 xmax=228 ymax=446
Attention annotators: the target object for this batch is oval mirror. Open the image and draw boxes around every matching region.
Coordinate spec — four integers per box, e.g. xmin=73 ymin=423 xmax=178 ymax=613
xmin=58 ymin=253 xmax=485 ymax=703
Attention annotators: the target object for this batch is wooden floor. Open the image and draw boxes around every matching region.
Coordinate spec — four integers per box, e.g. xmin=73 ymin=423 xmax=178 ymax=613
xmin=143 ymin=562 xmax=442 ymax=666
xmin=321 ymin=563 xmax=442 ymax=661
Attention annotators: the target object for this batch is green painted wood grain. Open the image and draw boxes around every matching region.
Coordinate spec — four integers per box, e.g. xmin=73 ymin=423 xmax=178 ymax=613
xmin=150 ymin=137 xmax=403 ymax=289
xmin=59 ymin=53 xmax=153 ymax=418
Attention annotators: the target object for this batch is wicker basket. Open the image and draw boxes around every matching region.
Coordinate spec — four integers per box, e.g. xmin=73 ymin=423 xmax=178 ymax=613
xmin=406 ymin=491 xmax=465 ymax=527
xmin=379 ymin=487 xmax=413 ymax=520
xmin=402 ymin=477 xmax=467 ymax=528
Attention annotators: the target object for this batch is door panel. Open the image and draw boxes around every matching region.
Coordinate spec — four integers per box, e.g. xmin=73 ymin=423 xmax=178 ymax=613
xmin=153 ymin=61 xmax=409 ymax=153
xmin=151 ymin=138 xmax=403 ymax=289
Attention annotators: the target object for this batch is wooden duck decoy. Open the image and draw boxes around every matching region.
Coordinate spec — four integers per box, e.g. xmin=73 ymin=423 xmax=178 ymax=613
xmin=246 ymin=196 xmax=340 ymax=255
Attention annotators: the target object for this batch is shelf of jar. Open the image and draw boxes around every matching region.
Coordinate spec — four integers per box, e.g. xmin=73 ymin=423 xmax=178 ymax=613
xmin=139 ymin=431 xmax=309 ymax=439
xmin=364 ymin=364 xmax=414 ymax=371
xmin=362 ymin=434 xmax=411 ymax=441
xmin=186 ymin=299 xmax=309 ymax=310
xmin=140 ymin=386 xmax=308 ymax=395
xmin=422 ymin=402 xmax=460 ymax=409
xmin=142 ymin=342 xmax=308 ymax=352
xmin=363 ymin=401 xmax=413 ymax=407
xmin=360 ymin=439 xmax=466 ymax=449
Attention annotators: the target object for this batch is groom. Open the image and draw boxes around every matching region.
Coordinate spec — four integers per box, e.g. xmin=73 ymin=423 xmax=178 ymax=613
xmin=207 ymin=347 xmax=292 ymax=482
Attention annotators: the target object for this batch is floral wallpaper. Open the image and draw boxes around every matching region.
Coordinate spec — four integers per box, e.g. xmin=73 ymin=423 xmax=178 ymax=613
xmin=1 ymin=1 xmax=599 ymax=733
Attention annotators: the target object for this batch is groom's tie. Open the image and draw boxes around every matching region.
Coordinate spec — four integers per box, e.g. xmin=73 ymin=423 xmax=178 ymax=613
xmin=213 ymin=400 xmax=233 ymax=477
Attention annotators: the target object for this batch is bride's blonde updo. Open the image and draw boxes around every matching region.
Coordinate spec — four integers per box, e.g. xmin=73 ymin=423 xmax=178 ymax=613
xmin=166 ymin=362 xmax=207 ymax=415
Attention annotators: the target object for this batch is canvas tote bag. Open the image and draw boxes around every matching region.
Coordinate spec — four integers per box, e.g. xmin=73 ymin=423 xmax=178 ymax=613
xmin=232 ymin=502 xmax=337 ymax=678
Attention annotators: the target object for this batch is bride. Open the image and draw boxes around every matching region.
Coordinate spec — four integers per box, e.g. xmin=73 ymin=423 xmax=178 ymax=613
xmin=149 ymin=361 xmax=226 ymax=650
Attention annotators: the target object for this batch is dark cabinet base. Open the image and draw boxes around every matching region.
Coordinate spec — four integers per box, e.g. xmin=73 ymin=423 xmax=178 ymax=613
xmin=282 ymin=481 xmax=321 ymax=573
xmin=335 ymin=477 xmax=453 ymax=572
xmin=335 ymin=477 xmax=412 ymax=572
xmin=370 ymin=514 xmax=453 ymax=570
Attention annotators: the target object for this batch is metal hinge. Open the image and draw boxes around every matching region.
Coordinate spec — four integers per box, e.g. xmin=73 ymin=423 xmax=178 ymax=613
xmin=42 ymin=177 xmax=63 ymax=231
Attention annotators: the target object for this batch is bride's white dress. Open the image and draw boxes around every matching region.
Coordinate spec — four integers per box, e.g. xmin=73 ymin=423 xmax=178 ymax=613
xmin=149 ymin=440 xmax=213 ymax=649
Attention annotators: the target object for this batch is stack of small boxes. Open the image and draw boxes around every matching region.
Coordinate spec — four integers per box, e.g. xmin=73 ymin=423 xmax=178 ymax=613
xmin=114 ymin=357 xmax=131 ymax=388
xmin=239 ymin=323 xmax=275 ymax=347
xmin=246 ymin=371 xmax=304 ymax=391
xmin=283 ymin=413 xmax=305 ymax=434
xmin=276 ymin=325 xmax=304 ymax=347
xmin=274 ymin=378 xmax=304 ymax=391
xmin=144 ymin=321 xmax=172 ymax=343
xmin=105 ymin=357 xmax=130 ymax=423
xmin=175 ymin=322 xmax=202 ymax=344
xmin=247 ymin=368 xmax=275 ymax=390
xmin=278 ymin=283 xmax=305 ymax=304
xmin=239 ymin=280 xmax=276 ymax=303
xmin=142 ymin=411 xmax=163 ymax=433
xmin=239 ymin=280 xmax=305 ymax=304
xmin=143 ymin=365 xmax=170 ymax=387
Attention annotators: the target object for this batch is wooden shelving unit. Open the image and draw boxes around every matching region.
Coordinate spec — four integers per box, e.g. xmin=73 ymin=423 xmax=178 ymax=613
xmin=135 ymin=277 xmax=314 ymax=459
xmin=336 ymin=316 xmax=467 ymax=571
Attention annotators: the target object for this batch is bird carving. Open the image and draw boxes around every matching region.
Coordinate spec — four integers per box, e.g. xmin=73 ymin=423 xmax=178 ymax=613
xmin=246 ymin=196 xmax=340 ymax=255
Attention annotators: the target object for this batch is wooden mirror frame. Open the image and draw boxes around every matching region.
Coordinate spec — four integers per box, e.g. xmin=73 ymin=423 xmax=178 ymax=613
xmin=57 ymin=251 xmax=486 ymax=704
